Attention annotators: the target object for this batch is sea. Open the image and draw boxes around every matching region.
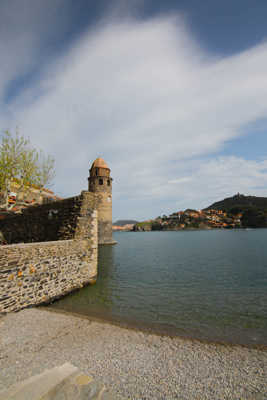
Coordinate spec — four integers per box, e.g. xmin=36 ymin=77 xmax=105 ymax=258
xmin=51 ymin=229 xmax=267 ymax=346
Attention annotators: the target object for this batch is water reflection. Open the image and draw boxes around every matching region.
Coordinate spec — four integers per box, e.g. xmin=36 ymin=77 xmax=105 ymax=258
xmin=52 ymin=244 xmax=116 ymax=317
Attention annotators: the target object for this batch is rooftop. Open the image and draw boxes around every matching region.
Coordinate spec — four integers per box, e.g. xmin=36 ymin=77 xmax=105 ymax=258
xmin=91 ymin=157 xmax=109 ymax=169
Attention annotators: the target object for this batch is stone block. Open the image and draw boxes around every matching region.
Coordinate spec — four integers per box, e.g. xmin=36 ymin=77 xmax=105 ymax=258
xmin=0 ymin=363 xmax=120 ymax=399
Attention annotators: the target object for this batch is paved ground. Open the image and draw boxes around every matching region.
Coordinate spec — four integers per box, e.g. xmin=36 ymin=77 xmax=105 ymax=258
xmin=0 ymin=308 xmax=266 ymax=399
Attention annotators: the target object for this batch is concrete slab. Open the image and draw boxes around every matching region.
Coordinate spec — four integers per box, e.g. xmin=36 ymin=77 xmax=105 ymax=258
xmin=0 ymin=363 xmax=118 ymax=399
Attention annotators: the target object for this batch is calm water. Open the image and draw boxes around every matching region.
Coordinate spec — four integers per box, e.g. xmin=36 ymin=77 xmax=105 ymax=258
xmin=51 ymin=230 xmax=267 ymax=346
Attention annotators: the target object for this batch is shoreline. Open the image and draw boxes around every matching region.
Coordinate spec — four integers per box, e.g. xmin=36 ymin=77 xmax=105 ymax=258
xmin=45 ymin=305 xmax=267 ymax=351
xmin=1 ymin=307 xmax=266 ymax=399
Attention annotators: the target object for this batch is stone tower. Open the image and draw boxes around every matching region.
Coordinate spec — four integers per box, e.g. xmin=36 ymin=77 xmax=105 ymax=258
xmin=88 ymin=158 xmax=115 ymax=245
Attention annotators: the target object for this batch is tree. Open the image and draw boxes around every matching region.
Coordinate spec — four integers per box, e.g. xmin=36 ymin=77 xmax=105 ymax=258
xmin=241 ymin=207 xmax=267 ymax=228
xmin=0 ymin=129 xmax=55 ymax=210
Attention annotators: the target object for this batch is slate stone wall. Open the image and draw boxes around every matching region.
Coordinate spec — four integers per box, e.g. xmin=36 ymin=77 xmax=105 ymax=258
xmin=0 ymin=239 xmax=97 ymax=313
xmin=0 ymin=191 xmax=98 ymax=313
xmin=0 ymin=191 xmax=96 ymax=244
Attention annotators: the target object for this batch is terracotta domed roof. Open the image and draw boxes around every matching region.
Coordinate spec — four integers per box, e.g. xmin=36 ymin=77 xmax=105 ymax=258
xmin=91 ymin=157 xmax=109 ymax=169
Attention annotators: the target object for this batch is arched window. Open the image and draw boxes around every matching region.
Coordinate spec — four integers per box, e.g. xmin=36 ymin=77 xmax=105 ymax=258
xmin=99 ymin=178 xmax=103 ymax=185
xmin=95 ymin=168 xmax=98 ymax=176
xmin=107 ymin=179 xmax=110 ymax=186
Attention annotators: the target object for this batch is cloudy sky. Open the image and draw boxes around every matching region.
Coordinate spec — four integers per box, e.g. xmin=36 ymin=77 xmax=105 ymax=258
xmin=1 ymin=0 xmax=267 ymax=220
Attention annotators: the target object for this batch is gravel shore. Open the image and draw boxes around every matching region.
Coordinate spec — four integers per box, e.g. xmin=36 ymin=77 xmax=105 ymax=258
xmin=0 ymin=308 xmax=266 ymax=399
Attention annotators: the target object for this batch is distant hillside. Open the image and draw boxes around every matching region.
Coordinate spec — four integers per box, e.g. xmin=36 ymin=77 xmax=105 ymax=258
xmin=204 ymin=193 xmax=267 ymax=213
xmin=131 ymin=194 xmax=267 ymax=232
xmin=113 ymin=220 xmax=138 ymax=227
xmin=204 ymin=194 xmax=267 ymax=228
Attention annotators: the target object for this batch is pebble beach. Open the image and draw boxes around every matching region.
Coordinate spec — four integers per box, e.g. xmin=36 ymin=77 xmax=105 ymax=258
xmin=0 ymin=308 xmax=266 ymax=399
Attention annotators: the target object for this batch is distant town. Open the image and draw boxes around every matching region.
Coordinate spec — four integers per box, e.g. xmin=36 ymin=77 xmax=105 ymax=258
xmin=113 ymin=208 xmax=242 ymax=231
xmin=113 ymin=194 xmax=267 ymax=231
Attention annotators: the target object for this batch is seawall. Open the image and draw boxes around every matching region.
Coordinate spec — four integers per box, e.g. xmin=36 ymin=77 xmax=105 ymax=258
xmin=0 ymin=191 xmax=98 ymax=313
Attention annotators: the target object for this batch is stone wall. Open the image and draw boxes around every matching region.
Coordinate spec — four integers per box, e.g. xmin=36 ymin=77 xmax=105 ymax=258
xmin=0 ymin=191 xmax=96 ymax=244
xmin=0 ymin=191 xmax=98 ymax=313
xmin=0 ymin=239 xmax=97 ymax=313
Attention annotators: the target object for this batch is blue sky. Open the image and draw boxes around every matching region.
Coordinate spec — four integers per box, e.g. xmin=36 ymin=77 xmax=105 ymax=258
xmin=1 ymin=0 xmax=267 ymax=220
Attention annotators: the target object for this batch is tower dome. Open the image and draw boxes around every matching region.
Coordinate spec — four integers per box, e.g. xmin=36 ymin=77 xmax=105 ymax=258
xmin=91 ymin=157 xmax=109 ymax=170
xmin=89 ymin=158 xmax=111 ymax=179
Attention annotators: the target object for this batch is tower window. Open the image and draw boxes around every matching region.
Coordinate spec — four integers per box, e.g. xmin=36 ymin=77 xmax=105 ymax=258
xmin=95 ymin=168 xmax=98 ymax=176
xmin=99 ymin=178 xmax=103 ymax=185
xmin=107 ymin=179 xmax=110 ymax=186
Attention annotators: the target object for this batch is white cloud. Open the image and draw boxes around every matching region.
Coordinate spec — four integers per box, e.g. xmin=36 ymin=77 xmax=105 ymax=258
xmin=163 ymin=157 xmax=267 ymax=211
xmin=1 ymin=11 xmax=267 ymax=219
xmin=0 ymin=0 xmax=72 ymax=104
xmin=168 ymin=177 xmax=192 ymax=184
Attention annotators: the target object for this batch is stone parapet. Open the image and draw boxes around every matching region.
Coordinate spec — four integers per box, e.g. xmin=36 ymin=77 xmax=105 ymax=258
xmin=0 ymin=191 xmax=96 ymax=245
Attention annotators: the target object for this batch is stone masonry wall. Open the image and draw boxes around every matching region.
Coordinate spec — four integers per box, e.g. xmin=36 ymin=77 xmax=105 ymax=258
xmin=0 ymin=239 xmax=97 ymax=313
xmin=0 ymin=191 xmax=96 ymax=244
xmin=96 ymin=192 xmax=113 ymax=244
xmin=0 ymin=191 xmax=98 ymax=313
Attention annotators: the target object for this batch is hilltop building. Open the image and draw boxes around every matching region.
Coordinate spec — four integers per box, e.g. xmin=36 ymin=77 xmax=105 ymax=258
xmin=88 ymin=157 xmax=116 ymax=245
xmin=0 ymin=179 xmax=61 ymax=216
xmin=9 ymin=180 xmax=60 ymax=204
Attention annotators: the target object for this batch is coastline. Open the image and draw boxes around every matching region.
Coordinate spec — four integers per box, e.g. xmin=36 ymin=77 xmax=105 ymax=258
xmin=1 ymin=308 xmax=266 ymax=399
xmin=47 ymin=305 xmax=267 ymax=350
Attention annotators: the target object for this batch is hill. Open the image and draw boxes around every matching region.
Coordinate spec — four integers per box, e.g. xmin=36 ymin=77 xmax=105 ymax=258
xmin=204 ymin=193 xmax=267 ymax=213
xmin=113 ymin=220 xmax=138 ymax=227
xmin=204 ymin=193 xmax=267 ymax=228
xmin=132 ymin=194 xmax=267 ymax=231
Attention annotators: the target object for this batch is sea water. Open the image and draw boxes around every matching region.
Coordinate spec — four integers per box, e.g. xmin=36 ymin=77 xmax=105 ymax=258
xmin=51 ymin=229 xmax=267 ymax=346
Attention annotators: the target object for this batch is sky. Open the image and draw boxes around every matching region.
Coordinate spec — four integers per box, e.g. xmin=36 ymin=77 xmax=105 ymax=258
xmin=1 ymin=0 xmax=267 ymax=221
